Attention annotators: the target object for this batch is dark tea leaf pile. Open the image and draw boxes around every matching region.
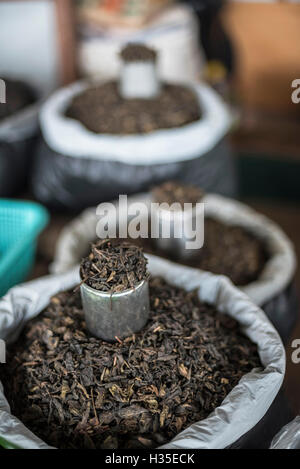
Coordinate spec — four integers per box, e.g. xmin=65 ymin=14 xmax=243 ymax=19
xmin=184 ymin=218 xmax=267 ymax=285
xmin=65 ymin=81 xmax=201 ymax=134
xmin=1 ymin=278 xmax=260 ymax=449
xmin=80 ymin=240 xmax=148 ymax=293
xmin=136 ymin=217 xmax=267 ymax=286
xmin=120 ymin=43 xmax=157 ymax=62
xmin=152 ymin=181 xmax=204 ymax=208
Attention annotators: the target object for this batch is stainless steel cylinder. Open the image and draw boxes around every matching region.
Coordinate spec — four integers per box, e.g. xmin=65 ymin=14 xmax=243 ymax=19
xmin=119 ymin=61 xmax=161 ymax=99
xmin=152 ymin=204 xmax=204 ymax=261
xmin=80 ymin=279 xmax=150 ymax=342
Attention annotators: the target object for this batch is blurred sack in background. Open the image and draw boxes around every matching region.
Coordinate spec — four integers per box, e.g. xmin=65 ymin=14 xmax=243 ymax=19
xmin=32 ymin=81 xmax=234 ymax=210
xmin=77 ymin=0 xmax=174 ymax=28
xmin=77 ymin=2 xmax=205 ymax=82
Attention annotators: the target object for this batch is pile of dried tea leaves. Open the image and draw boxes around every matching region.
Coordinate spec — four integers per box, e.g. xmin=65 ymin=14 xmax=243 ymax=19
xmin=65 ymin=81 xmax=201 ymax=134
xmin=120 ymin=43 xmax=157 ymax=62
xmin=152 ymin=181 xmax=204 ymax=208
xmin=80 ymin=240 xmax=148 ymax=293
xmin=1 ymin=277 xmax=261 ymax=449
xmin=135 ymin=217 xmax=267 ymax=286
xmin=184 ymin=218 xmax=267 ymax=285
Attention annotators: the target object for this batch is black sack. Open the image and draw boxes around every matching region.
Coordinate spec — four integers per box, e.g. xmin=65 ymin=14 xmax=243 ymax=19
xmin=32 ymin=137 xmax=236 ymax=211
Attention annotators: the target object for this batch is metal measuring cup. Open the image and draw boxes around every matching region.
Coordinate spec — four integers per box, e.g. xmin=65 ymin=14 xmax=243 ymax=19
xmin=119 ymin=43 xmax=161 ymax=99
xmin=80 ymin=278 xmax=150 ymax=342
xmin=151 ymin=201 xmax=204 ymax=261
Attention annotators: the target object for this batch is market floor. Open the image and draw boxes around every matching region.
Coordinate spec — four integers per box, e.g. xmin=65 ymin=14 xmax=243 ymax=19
xmin=31 ymin=198 xmax=300 ymax=416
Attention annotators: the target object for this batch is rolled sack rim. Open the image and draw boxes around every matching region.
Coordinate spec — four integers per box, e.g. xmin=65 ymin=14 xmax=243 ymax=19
xmin=39 ymin=79 xmax=233 ymax=166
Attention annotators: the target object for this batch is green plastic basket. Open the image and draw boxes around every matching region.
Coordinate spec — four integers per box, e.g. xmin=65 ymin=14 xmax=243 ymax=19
xmin=0 ymin=199 xmax=49 ymax=297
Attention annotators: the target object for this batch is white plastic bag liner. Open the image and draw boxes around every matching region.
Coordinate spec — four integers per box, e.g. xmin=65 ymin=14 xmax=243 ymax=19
xmin=270 ymin=416 xmax=300 ymax=449
xmin=51 ymin=193 xmax=296 ymax=309
xmin=39 ymin=80 xmax=231 ymax=166
xmin=78 ymin=5 xmax=204 ymax=84
xmin=0 ymin=256 xmax=285 ymax=449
